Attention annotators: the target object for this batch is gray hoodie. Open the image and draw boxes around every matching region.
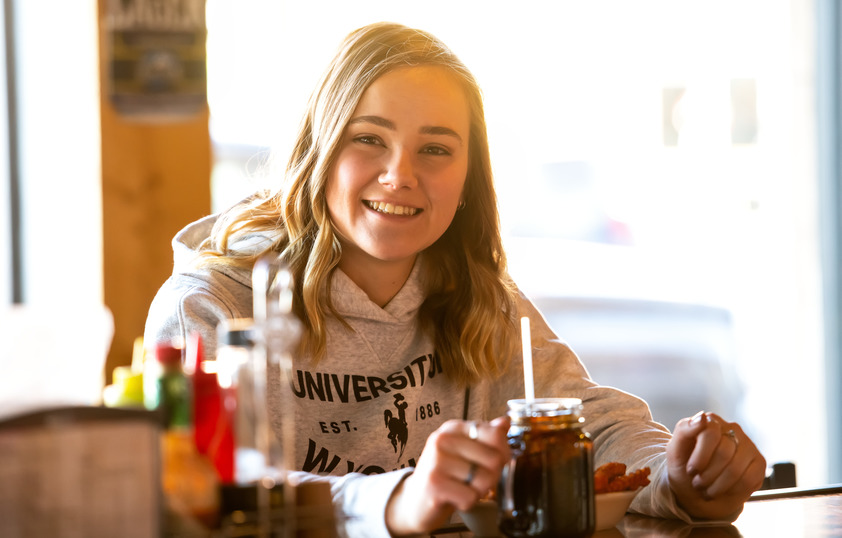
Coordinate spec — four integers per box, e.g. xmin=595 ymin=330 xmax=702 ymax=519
xmin=144 ymin=215 xmax=694 ymax=536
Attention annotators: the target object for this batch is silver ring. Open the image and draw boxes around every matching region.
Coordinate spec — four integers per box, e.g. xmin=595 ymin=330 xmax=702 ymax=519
xmin=465 ymin=462 xmax=478 ymax=485
xmin=468 ymin=421 xmax=480 ymax=441
xmin=725 ymin=429 xmax=739 ymax=446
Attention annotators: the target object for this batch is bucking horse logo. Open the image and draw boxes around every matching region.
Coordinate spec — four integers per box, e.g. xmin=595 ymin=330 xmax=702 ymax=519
xmin=384 ymin=393 xmax=408 ymax=460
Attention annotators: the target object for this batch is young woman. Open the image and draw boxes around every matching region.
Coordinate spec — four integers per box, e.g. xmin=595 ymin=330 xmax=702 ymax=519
xmin=144 ymin=21 xmax=766 ymax=536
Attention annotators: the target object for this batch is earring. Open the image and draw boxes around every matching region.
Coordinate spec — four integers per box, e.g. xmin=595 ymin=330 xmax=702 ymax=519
xmin=457 ymin=200 xmax=466 ymax=210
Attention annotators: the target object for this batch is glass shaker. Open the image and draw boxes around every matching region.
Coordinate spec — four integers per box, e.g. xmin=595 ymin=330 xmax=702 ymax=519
xmin=498 ymin=398 xmax=594 ymax=538
xmin=251 ymin=254 xmax=303 ymax=535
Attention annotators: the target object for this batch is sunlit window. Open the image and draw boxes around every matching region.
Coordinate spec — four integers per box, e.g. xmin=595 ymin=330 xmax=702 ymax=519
xmin=206 ymin=0 xmax=826 ymax=486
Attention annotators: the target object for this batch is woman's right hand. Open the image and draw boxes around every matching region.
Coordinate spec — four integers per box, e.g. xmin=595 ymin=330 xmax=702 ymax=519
xmin=385 ymin=416 xmax=510 ymax=535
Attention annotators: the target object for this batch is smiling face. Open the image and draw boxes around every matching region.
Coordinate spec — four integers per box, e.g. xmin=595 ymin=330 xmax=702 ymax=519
xmin=326 ymin=65 xmax=471 ymax=286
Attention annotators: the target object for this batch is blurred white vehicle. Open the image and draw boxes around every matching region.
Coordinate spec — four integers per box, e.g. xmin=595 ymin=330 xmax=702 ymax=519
xmin=501 ymin=160 xmax=746 ymax=430
xmin=507 ymin=238 xmax=745 ymax=431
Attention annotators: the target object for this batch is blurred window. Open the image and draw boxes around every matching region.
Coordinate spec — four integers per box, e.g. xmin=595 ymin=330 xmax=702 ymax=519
xmin=0 ymin=1 xmax=100 ymax=307
xmin=206 ymin=0 xmax=830 ymax=487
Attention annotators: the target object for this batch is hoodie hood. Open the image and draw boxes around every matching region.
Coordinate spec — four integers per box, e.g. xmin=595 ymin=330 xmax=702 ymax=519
xmin=172 ymin=214 xmax=426 ymax=322
xmin=171 ymin=213 xmax=274 ymax=290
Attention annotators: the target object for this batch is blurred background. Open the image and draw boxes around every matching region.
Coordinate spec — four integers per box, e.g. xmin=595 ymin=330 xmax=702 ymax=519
xmin=1 ymin=0 xmax=840 ymax=491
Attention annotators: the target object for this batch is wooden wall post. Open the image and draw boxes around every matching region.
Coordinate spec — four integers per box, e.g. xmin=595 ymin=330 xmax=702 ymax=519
xmin=98 ymin=0 xmax=212 ymax=379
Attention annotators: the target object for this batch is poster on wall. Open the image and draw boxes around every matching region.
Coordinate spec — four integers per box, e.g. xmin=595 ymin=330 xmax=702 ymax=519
xmin=104 ymin=0 xmax=207 ymax=121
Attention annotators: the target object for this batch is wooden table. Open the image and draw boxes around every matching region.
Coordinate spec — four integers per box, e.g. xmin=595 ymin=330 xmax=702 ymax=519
xmin=716 ymin=485 xmax=841 ymax=538
xmin=434 ymin=486 xmax=842 ymax=537
xmin=612 ymin=490 xmax=842 ymax=537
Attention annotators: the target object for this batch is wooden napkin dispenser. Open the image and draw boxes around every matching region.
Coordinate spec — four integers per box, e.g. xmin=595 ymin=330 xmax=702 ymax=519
xmin=0 ymin=406 xmax=162 ymax=538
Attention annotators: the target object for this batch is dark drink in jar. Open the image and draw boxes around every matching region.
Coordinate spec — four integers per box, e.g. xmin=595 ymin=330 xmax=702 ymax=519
xmin=498 ymin=398 xmax=594 ymax=538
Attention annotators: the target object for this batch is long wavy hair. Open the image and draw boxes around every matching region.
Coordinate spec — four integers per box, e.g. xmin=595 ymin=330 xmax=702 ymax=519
xmin=197 ymin=22 xmax=518 ymax=384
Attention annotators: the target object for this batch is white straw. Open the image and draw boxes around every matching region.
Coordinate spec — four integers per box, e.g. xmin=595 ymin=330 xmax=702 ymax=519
xmin=521 ymin=316 xmax=535 ymax=401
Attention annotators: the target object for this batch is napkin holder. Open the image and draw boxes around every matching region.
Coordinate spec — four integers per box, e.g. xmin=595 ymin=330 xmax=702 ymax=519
xmin=0 ymin=405 xmax=162 ymax=538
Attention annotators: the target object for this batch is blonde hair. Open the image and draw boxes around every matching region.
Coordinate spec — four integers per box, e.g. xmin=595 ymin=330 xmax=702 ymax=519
xmin=198 ymin=22 xmax=518 ymax=384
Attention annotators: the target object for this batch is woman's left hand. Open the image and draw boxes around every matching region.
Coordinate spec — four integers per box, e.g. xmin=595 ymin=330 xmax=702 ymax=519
xmin=666 ymin=411 xmax=766 ymax=521
xmin=385 ymin=416 xmax=510 ymax=536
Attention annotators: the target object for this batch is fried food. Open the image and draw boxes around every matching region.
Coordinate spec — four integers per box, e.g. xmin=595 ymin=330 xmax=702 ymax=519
xmin=594 ymin=462 xmax=626 ymax=493
xmin=594 ymin=462 xmax=651 ymax=494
